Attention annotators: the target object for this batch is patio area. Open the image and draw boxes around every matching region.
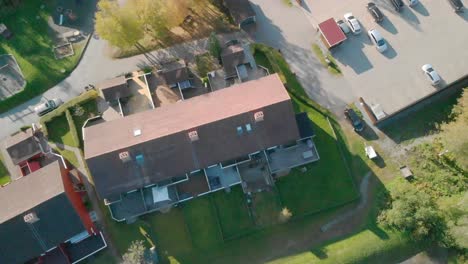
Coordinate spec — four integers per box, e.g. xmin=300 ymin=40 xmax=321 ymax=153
xmin=204 ymin=165 xmax=241 ymax=191
xmin=237 ymin=152 xmax=273 ymax=193
xmin=146 ymin=73 xmax=182 ymax=107
xmin=208 ymin=65 xmax=268 ymax=91
xmin=176 ymin=170 xmax=210 ymax=200
xmin=267 ymin=139 xmax=320 ymax=174
xmin=180 ymin=76 xmax=210 ymax=100
xmin=121 ymin=75 xmax=154 ymax=116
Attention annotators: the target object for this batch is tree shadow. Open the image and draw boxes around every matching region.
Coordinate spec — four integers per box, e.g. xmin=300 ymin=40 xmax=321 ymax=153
xmin=310 ymin=247 xmax=328 ymax=259
xmin=412 ymin=2 xmax=430 ymax=17
xmin=379 ymin=17 xmax=398 ymax=35
xmin=400 ymin=6 xmax=422 ymax=31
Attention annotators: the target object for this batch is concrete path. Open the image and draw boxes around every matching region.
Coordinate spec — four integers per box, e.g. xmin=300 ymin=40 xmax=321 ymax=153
xmin=0 ymin=32 xmax=245 ymax=140
xmin=49 ymin=142 xmax=121 ymax=261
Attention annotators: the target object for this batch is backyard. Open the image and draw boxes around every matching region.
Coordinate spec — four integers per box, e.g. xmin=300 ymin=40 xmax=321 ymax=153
xmin=0 ymin=154 xmax=11 ymax=185
xmin=0 ymin=0 xmax=94 ymax=113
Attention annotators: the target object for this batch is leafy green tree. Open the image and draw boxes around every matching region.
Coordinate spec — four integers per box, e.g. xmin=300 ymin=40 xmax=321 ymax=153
xmin=208 ymin=32 xmax=221 ymax=61
xmin=122 ymin=240 xmax=148 ymax=264
xmin=378 ymin=182 xmax=447 ymax=243
xmin=95 ymin=0 xmax=144 ymax=49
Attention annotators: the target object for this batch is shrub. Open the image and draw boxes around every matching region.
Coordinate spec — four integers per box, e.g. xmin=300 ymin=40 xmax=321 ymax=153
xmin=65 ymin=109 xmax=81 ymax=148
xmin=40 ymin=90 xmax=99 ymax=136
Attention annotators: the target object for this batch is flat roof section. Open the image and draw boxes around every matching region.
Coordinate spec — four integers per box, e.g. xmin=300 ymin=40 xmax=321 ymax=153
xmin=318 ymin=18 xmax=346 ymax=48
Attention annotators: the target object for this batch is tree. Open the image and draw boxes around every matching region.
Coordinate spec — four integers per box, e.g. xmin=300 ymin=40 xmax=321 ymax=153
xmin=440 ymin=88 xmax=468 ymax=171
xmin=122 ymin=240 xmax=148 ymax=264
xmin=95 ymin=0 xmax=144 ymax=49
xmin=208 ymin=32 xmax=221 ymax=62
xmin=378 ymin=182 xmax=447 ymax=243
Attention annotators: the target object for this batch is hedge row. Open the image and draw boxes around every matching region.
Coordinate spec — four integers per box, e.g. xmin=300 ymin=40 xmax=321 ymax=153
xmin=65 ymin=108 xmax=81 ymax=148
xmin=40 ymin=90 xmax=99 ymax=141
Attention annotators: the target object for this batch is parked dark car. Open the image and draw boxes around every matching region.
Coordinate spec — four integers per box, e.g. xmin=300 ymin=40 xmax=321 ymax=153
xmin=367 ymin=3 xmax=384 ymax=22
xmin=447 ymin=0 xmax=464 ymax=12
xmin=388 ymin=0 xmax=404 ymax=12
xmin=344 ymin=108 xmax=364 ymax=132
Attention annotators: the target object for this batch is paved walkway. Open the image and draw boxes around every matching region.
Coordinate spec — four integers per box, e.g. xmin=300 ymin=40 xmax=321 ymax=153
xmin=0 ymin=31 xmax=245 ymax=140
xmin=49 ymin=142 xmax=121 ymax=261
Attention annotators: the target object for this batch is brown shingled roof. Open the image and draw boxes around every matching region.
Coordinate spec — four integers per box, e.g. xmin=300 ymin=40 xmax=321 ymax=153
xmin=98 ymin=76 xmax=130 ymax=101
xmin=5 ymin=128 xmax=41 ymax=165
xmin=224 ymin=0 xmax=256 ymax=25
xmin=221 ymin=44 xmax=247 ymax=78
xmin=160 ymin=60 xmax=189 ymax=86
xmin=84 ymin=74 xmax=300 ymax=199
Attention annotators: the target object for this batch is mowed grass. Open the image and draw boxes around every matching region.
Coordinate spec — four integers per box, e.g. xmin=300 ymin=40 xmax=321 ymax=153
xmin=182 ymin=196 xmax=223 ymax=249
xmin=71 ymin=99 xmax=99 ymax=148
xmin=276 ymin=100 xmax=358 ymax=217
xmin=0 ymin=154 xmax=11 ymax=185
xmin=46 ymin=114 xmax=78 ymax=147
xmin=53 ymin=148 xmax=79 ymax=168
xmin=0 ymin=0 xmax=87 ymax=113
xmin=211 ymin=186 xmax=255 ymax=239
xmin=268 ymin=229 xmax=421 ymax=264
xmin=252 ymin=189 xmax=283 ymax=227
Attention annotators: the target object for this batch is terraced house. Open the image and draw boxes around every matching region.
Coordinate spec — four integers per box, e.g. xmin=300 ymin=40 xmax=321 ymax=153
xmin=84 ymin=74 xmax=319 ymax=222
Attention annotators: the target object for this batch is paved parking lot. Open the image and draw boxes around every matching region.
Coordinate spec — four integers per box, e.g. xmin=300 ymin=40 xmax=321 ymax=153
xmin=307 ymin=0 xmax=468 ymax=115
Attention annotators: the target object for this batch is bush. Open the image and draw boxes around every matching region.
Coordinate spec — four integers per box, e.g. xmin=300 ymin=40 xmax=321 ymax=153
xmin=208 ymin=32 xmax=222 ymax=62
xmin=40 ymin=90 xmax=99 ymax=137
xmin=65 ymin=109 xmax=81 ymax=148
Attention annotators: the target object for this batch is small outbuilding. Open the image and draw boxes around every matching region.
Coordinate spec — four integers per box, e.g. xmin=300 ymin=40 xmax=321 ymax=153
xmin=224 ymin=0 xmax=256 ymax=28
xmin=318 ymin=18 xmax=347 ymax=49
xmin=97 ymin=76 xmax=130 ymax=102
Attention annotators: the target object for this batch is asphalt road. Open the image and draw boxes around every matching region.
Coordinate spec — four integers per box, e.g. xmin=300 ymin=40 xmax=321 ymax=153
xmin=0 ymin=32 xmax=242 ymax=139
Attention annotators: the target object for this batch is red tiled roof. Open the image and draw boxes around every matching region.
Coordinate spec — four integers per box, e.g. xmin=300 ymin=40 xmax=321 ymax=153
xmin=318 ymin=18 xmax=347 ymax=47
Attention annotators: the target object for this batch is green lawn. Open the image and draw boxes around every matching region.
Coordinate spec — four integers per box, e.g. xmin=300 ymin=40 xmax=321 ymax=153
xmin=71 ymin=99 xmax=99 ymax=148
xmin=182 ymin=196 xmax=223 ymax=249
xmin=276 ymin=100 xmax=358 ymax=217
xmin=46 ymin=114 xmax=78 ymax=147
xmin=252 ymin=189 xmax=283 ymax=227
xmin=211 ymin=186 xmax=255 ymax=239
xmin=268 ymin=228 xmax=422 ymax=264
xmin=53 ymin=148 xmax=79 ymax=168
xmin=0 ymin=0 xmax=91 ymax=113
xmin=0 ymin=154 xmax=11 ymax=185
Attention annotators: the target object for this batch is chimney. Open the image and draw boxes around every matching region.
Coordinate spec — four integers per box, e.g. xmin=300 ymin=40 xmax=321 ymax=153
xmin=188 ymin=130 xmax=199 ymax=142
xmin=119 ymin=151 xmax=131 ymax=162
xmin=254 ymin=111 xmax=264 ymax=122
xmin=24 ymin=212 xmax=40 ymax=224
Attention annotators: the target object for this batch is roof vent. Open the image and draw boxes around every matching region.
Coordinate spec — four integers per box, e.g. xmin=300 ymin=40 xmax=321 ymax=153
xmin=254 ymin=111 xmax=264 ymax=122
xmin=119 ymin=151 xmax=131 ymax=162
xmin=188 ymin=130 xmax=199 ymax=142
xmin=133 ymin=129 xmax=142 ymax=137
xmin=24 ymin=212 xmax=40 ymax=224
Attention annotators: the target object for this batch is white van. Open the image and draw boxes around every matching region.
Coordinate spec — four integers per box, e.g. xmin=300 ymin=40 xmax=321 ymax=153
xmin=367 ymin=29 xmax=388 ymax=53
xmin=34 ymin=98 xmax=63 ymax=116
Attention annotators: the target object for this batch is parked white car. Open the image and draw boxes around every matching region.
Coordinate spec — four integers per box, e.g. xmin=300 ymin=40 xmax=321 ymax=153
xmin=343 ymin=13 xmax=361 ymax=35
xmin=34 ymin=98 xmax=63 ymax=116
xmin=367 ymin=29 xmax=388 ymax=53
xmin=421 ymin=64 xmax=441 ymax=85
xmin=336 ymin=19 xmax=350 ymax=34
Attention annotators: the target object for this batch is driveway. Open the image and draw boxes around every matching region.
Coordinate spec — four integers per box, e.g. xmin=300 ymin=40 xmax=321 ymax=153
xmin=250 ymin=0 xmax=355 ymax=115
xmin=294 ymin=0 xmax=468 ymax=116
xmin=0 ymin=32 xmax=244 ymax=139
